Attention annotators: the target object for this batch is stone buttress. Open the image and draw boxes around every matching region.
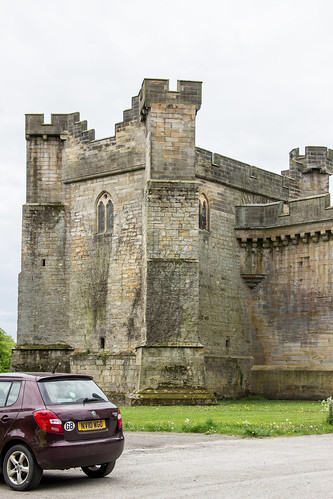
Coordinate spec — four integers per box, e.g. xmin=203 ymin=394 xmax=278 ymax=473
xmin=130 ymin=79 xmax=215 ymax=403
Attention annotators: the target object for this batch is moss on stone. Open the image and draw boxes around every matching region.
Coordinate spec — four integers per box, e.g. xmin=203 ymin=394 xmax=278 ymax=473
xmin=15 ymin=344 xmax=73 ymax=350
xmin=128 ymin=385 xmax=217 ymax=406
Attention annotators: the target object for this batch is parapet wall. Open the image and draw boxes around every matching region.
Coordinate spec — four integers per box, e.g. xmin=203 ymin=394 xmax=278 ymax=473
xmin=195 ymin=148 xmax=299 ymax=201
xmin=236 ymin=193 xmax=333 ymax=229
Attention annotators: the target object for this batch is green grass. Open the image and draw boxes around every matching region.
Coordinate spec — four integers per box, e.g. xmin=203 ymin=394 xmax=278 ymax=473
xmin=120 ymin=398 xmax=333 ymax=437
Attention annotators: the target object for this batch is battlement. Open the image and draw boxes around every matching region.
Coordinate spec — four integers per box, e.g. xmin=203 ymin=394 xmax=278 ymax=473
xmin=25 ymin=79 xmax=202 ymax=143
xmin=289 ymin=146 xmax=333 ymax=175
xmin=138 ymin=79 xmax=202 ymax=117
xmin=195 ymin=147 xmax=294 ymax=201
xmin=122 ymin=95 xmax=140 ymax=122
xmin=25 ymin=112 xmax=95 ymax=141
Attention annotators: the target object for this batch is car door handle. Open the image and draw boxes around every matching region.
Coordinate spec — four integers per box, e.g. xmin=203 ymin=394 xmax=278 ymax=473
xmin=1 ymin=415 xmax=10 ymax=423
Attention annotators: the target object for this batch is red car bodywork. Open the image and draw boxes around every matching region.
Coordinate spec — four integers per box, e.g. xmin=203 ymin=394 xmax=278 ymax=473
xmin=0 ymin=373 xmax=124 ymax=480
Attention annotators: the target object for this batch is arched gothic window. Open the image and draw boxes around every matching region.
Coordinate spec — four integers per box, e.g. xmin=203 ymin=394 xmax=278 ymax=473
xmin=97 ymin=192 xmax=114 ymax=234
xmin=199 ymin=195 xmax=209 ymax=231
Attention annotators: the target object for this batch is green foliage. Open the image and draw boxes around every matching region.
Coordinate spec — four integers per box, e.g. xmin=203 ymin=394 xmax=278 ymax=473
xmin=241 ymin=422 xmax=274 ymax=438
xmin=181 ymin=417 xmax=218 ymax=434
xmin=120 ymin=398 xmax=333 ymax=438
xmin=321 ymin=397 xmax=333 ymax=425
xmin=0 ymin=328 xmax=15 ymax=372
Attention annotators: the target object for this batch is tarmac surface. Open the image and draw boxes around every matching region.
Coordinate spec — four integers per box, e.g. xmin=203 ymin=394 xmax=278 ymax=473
xmin=1 ymin=432 xmax=333 ymax=497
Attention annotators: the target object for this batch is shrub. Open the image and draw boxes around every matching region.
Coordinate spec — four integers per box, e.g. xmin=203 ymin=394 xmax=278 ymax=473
xmin=0 ymin=328 xmax=15 ymax=372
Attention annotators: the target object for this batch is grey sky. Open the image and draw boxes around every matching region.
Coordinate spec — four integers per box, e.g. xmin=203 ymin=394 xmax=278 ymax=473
xmin=1 ymin=0 xmax=333 ymax=340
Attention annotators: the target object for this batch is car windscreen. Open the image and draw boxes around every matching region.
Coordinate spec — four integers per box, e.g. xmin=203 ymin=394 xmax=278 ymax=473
xmin=38 ymin=378 xmax=109 ymax=405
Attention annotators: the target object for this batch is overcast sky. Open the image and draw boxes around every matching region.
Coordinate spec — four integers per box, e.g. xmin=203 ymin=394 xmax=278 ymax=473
xmin=1 ymin=0 xmax=333 ymax=340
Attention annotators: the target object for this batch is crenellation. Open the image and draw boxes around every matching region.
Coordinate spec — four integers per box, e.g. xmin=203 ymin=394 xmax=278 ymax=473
xmin=139 ymin=79 xmax=202 ymax=117
xmin=123 ymin=95 xmax=140 ymax=122
xmin=288 ymin=146 xmax=333 ymax=197
xmin=81 ymin=128 xmax=96 ymax=141
xmin=290 ymin=146 xmax=333 ymax=174
xmin=25 ymin=113 xmax=69 ymax=137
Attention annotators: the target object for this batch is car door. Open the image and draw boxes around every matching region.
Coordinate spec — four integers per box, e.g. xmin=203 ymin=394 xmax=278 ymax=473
xmin=0 ymin=380 xmax=23 ymax=444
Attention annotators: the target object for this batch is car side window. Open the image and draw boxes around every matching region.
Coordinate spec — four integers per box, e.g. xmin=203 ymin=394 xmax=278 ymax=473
xmin=6 ymin=382 xmax=21 ymax=406
xmin=0 ymin=382 xmax=12 ymax=407
xmin=0 ymin=381 xmax=21 ymax=407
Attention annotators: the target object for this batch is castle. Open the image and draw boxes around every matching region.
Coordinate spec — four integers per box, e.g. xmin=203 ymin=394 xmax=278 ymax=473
xmin=12 ymin=79 xmax=333 ymax=403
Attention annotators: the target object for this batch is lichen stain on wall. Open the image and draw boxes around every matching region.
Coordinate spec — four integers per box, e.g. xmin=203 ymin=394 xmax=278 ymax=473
xmin=75 ymin=237 xmax=111 ymax=345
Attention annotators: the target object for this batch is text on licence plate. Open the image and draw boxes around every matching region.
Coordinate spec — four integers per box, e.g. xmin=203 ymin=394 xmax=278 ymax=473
xmin=78 ymin=419 xmax=106 ymax=431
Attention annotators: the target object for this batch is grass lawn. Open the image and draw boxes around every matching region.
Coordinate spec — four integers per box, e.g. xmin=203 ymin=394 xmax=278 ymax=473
xmin=120 ymin=398 xmax=333 ymax=437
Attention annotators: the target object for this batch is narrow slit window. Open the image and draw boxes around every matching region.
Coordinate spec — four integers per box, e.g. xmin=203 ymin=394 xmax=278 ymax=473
xmin=199 ymin=195 xmax=209 ymax=231
xmin=202 ymin=201 xmax=207 ymax=230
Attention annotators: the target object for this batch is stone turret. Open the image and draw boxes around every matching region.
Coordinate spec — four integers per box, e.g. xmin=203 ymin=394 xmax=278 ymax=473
xmin=288 ymin=146 xmax=333 ymax=197
xmin=139 ymin=78 xmax=202 ymax=180
xmin=25 ymin=113 xmax=95 ymax=204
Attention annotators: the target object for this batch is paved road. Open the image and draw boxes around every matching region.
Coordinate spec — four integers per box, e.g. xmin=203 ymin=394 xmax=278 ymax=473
xmin=1 ymin=432 xmax=333 ymax=498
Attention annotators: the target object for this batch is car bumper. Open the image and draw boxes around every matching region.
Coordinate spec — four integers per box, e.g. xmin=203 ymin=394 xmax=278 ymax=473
xmin=35 ymin=433 xmax=124 ymax=469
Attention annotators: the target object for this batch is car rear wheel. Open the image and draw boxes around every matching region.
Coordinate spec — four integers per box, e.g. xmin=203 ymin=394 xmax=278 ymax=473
xmin=81 ymin=461 xmax=115 ymax=478
xmin=3 ymin=444 xmax=43 ymax=491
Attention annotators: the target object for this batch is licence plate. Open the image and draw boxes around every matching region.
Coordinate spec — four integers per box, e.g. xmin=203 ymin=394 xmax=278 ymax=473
xmin=78 ymin=419 xmax=106 ymax=431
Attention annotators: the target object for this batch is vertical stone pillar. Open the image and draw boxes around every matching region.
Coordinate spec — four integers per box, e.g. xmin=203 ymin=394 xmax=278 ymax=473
xmin=129 ymin=79 xmax=215 ymax=404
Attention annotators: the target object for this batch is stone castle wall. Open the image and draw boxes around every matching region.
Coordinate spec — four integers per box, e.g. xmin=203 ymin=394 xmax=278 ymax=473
xmin=12 ymin=78 xmax=333 ymax=402
xmin=16 ymin=97 xmax=148 ymax=397
xmin=235 ymin=193 xmax=333 ymax=398
xmin=65 ymin=171 xmax=145 ymax=354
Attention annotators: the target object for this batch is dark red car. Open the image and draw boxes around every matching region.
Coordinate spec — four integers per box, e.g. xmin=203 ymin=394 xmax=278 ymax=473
xmin=0 ymin=372 xmax=124 ymax=491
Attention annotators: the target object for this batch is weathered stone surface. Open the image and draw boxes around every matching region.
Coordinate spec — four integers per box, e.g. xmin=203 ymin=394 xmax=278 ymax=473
xmin=11 ymin=78 xmax=333 ymax=403
xmin=12 ymin=345 xmax=74 ymax=373
xmin=251 ymin=366 xmax=333 ymax=400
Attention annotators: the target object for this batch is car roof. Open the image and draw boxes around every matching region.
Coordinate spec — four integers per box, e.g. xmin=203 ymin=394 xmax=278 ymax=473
xmin=0 ymin=373 xmax=93 ymax=381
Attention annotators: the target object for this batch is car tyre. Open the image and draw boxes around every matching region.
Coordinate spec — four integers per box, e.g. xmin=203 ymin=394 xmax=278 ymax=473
xmin=3 ymin=444 xmax=43 ymax=491
xmin=81 ymin=461 xmax=115 ymax=478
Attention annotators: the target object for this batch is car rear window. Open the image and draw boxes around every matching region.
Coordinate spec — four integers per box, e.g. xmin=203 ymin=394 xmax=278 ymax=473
xmin=38 ymin=378 xmax=109 ymax=405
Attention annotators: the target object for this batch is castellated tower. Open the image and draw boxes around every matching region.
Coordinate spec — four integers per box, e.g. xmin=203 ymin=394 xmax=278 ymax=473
xmin=13 ymin=80 xmax=214 ymax=404
xmin=12 ymin=78 xmax=333 ymax=402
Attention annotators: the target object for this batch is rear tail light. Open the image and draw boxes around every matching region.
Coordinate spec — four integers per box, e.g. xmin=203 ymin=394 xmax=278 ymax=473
xmin=117 ymin=407 xmax=122 ymax=429
xmin=34 ymin=410 xmax=63 ymax=433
